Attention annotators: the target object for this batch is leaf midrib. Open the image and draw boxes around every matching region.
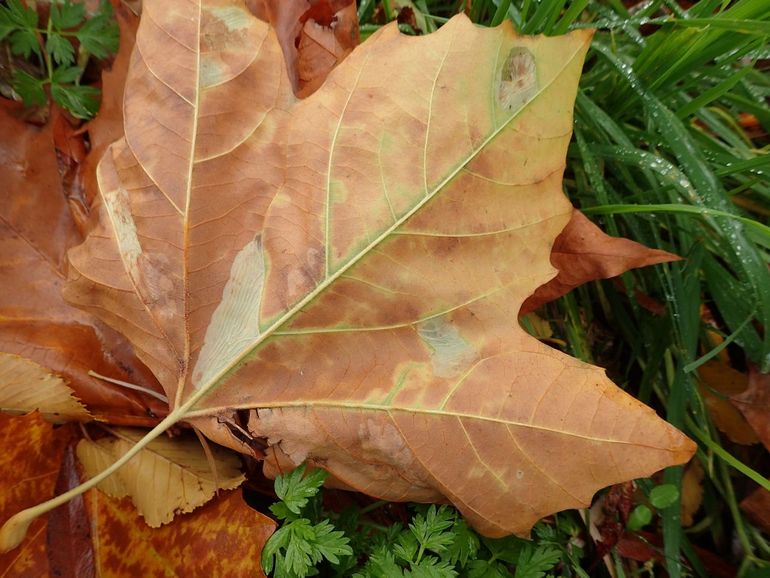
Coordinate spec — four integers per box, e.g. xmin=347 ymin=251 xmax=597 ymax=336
xmin=179 ymin=32 xmax=591 ymax=417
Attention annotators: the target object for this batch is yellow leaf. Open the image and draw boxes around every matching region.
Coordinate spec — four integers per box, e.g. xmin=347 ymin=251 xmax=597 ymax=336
xmin=0 ymin=353 xmax=91 ymax=423
xmin=76 ymin=429 xmax=244 ymax=527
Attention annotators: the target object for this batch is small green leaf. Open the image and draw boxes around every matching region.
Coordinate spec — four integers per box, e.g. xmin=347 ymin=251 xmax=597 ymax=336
xmin=272 ymin=464 xmax=327 ymax=518
xmin=46 ymin=33 xmax=75 ymax=65
xmin=50 ymin=0 xmax=86 ymax=30
xmin=0 ymin=0 xmax=37 ymax=49
xmin=362 ymin=550 xmax=405 ymax=577
xmin=467 ymin=559 xmax=513 ymax=578
xmin=9 ymin=28 xmax=40 ymax=58
xmin=75 ymin=2 xmax=119 ymax=59
xmin=649 ymin=484 xmax=680 ymax=509
xmin=409 ymin=506 xmax=456 ymax=555
xmin=52 ymin=65 xmax=82 ymax=84
xmin=627 ymin=504 xmax=654 ymax=531
xmin=12 ymin=70 xmax=46 ymax=107
xmin=482 ymin=536 xmax=524 ymax=566
xmin=312 ymin=520 xmax=353 ymax=564
xmin=408 ymin=556 xmax=458 ymax=578
xmin=513 ymin=544 xmax=561 ymax=578
xmin=445 ymin=519 xmax=480 ymax=567
xmin=3 ymin=0 xmax=38 ymax=30
xmin=51 ymin=82 xmax=100 ymax=119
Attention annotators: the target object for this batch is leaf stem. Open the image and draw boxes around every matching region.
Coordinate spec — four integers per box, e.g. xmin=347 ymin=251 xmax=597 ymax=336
xmin=0 ymin=379 xmax=216 ymax=552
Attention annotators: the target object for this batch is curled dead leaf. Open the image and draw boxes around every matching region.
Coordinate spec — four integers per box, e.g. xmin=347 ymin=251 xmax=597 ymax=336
xmin=697 ymin=359 xmax=758 ymax=445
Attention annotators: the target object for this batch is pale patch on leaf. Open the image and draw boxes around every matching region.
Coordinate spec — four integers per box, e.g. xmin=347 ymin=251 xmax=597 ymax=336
xmin=497 ymin=47 xmax=538 ymax=113
xmin=193 ymin=237 xmax=265 ymax=389
xmin=76 ymin=429 xmax=244 ymax=527
xmin=0 ymin=353 xmax=91 ymax=423
xmin=417 ymin=317 xmax=476 ymax=379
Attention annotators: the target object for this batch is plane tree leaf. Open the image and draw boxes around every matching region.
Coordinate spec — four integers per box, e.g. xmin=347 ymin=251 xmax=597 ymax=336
xmin=76 ymin=428 xmax=245 ymax=527
xmin=61 ymin=0 xmax=695 ymax=538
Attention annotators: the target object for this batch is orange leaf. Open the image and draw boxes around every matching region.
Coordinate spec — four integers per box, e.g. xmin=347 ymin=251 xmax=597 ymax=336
xmin=48 ymin=439 xmax=275 ymax=578
xmin=61 ymin=3 xmax=694 ymax=538
xmin=0 ymin=413 xmax=75 ymax=577
xmin=697 ymin=359 xmax=757 ymax=445
xmin=522 ymin=210 xmax=679 ymax=314
xmin=250 ymin=0 xmax=359 ymax=97
xmin=731 ymin=365 xmax=770 ymax=451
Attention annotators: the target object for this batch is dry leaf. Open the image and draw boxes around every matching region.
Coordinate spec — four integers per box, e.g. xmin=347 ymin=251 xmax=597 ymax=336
xmin=741 ymin=487 xmax=770 ymax=534
xmin=251 ymin=0 xmax=359 ymax=97
xmin=522 ymin=210 xmax=680 ymax=314
xmin=82 ymin=488 xmax=273 ymax=578
xmin=680 ymin=459 xmax=704 ymax=527
xmin=50 ymin=441 xmax=274 ymax=578
xmin=0 ymin=413 xmax=75 ymax=577
xmin=731 ymin=365 xmax=770 ymax=451
xmin=60 ymin=1 xmax=694 ymax=537
xmin=697 ymin=359 xmax=758 ymax=445
xmin=0 ymin=353 xmax=91 ymax=423
xmin=47 ymin=445 xmax=96 ymax=578
xmin=0 ymin=103 xmax=167 ymax=427
xmin=76 ymin=429 xmax=244 ymax=527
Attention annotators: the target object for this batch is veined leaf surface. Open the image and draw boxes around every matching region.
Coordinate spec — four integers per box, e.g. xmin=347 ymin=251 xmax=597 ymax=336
xmin=65 ymin=0 xmax=694 ymax=536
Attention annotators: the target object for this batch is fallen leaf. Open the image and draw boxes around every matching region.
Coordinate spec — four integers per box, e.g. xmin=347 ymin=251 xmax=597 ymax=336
xmin=680 ymin=459 xmax=703 ymax=527
xmin=252 ymin=0 xmax=359 ymax=97
xmin=522 ymin=210 xmax=680 ymax=314
xmin=86 ymin=3 xmax=139 ymax=156
xmin=0 ymin=102 xmax=167 ymax=426
xmin=83 ymin=488 xmax=274 ymax=578
xmin=697 ymin=359 xmax=758 ymax=445
xmin=741 ymin=487 xmax=770 ymax=534
xmin=48 ymin=438 xmax=275 ymax=578
xmin=62 ymin=2 xmax=694 ymax=537
xmin=50 ymin=439 xmax=274 ymax=578
xmin=76 ymin=428 xmax=244 ymax=527
xmin=0 ymin=413 xmax=75 ymax=577
xmin=731 ymin=365 xmax=770 ymax=451
xmin=0 ymin=353 xmax=91 ymax=423
xmin=47 ymin=445 xmax=96 ymax=578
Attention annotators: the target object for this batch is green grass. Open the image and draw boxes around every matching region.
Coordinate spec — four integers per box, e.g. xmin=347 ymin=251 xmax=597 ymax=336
xmin=264 ymin=0 xmax=770 ymax=576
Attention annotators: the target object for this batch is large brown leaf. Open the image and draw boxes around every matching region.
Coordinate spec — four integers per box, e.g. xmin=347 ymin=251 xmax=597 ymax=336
xmin=61 ymin=0 xmax=694 ymax=537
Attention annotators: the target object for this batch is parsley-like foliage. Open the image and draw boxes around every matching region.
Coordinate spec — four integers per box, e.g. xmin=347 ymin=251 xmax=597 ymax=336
xmin=263 ymin=465 xmax=588 ymax=577
xmin=262 ymin=464 xmax=353 ymax=578
xmin=0 ymin=0 xmax=118 ymax=118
